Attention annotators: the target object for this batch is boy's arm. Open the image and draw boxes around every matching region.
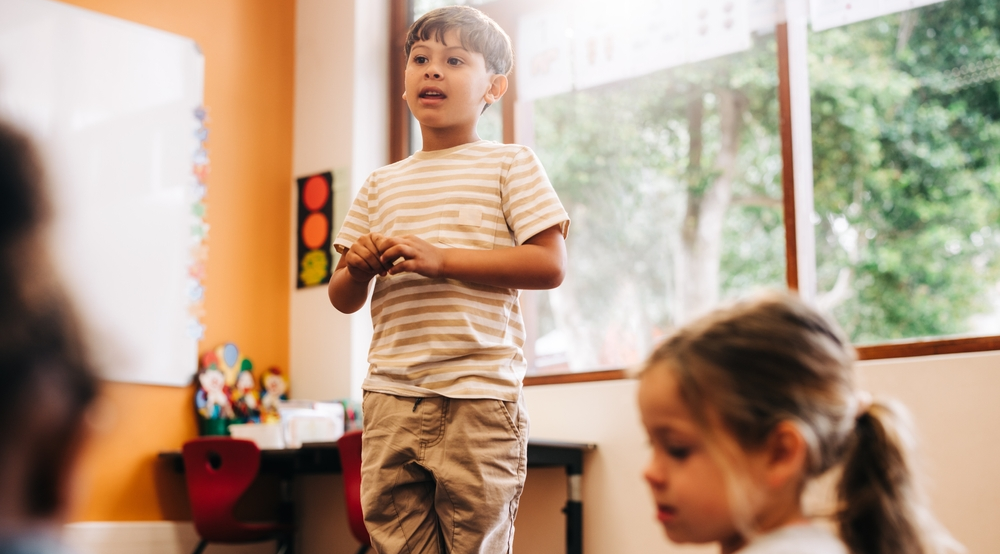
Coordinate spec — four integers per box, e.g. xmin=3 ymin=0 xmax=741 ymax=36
xmin=376 ymin=224 xmax=566 ymax=290
xmin=328 ymin=233 xmax=390 ymax=313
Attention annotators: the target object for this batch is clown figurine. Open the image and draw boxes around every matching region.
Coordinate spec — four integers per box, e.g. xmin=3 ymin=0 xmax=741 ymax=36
xmin=230 ymin=368 xmax=261 ymax=423
xmin=260 ymin=366 xmax=288 ymax=424
xmin=195 ymin=364 xmax=234 ymax=434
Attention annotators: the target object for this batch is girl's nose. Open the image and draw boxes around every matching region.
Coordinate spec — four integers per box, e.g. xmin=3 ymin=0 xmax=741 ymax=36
xmin=643 ymin=458 xmax=668 ymax=488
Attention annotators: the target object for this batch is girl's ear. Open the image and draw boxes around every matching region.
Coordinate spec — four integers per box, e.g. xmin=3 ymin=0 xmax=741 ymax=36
xmin=484 ymin=74 xmax=508 ymax=105
xmin=763 ymin=421 xmax=809 ymax=490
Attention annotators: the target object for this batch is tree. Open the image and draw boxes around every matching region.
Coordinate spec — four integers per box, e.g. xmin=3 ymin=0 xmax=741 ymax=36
xmin=529 ymin=0 xmax=1000 ymax=370
xmin=533 ymin=35 xmax=785 ymax=369
xmin=810 ymin=0 xmax=1000 ymax=342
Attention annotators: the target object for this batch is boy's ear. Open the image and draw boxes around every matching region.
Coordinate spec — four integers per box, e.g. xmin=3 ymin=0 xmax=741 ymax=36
xmin=762 ymin=420 xmax=808 ymax=490
xmin=484 ymin=74 xmax=508 ymax=105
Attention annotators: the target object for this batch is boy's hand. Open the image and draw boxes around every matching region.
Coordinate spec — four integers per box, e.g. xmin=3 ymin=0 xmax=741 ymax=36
xmin=344 ymin=233 xmax=391 ymax=283
xmin=377 ymin=234 xmax=444 ymax=278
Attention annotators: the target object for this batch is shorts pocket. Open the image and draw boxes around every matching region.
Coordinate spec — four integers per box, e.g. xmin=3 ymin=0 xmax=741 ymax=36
xmin=495 ymin=399 xmax=521 ymax=439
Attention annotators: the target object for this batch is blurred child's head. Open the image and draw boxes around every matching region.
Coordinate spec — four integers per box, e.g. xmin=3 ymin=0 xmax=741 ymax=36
xmin=405 ymin=6 xmax=513 ymax=77
xmin=0 ymin=120 xmax=99 ymax=532
xmin=638 ymin=291 xmax=957 ymax=554
xmin=638 ymin=292 xmax=856 ymax=550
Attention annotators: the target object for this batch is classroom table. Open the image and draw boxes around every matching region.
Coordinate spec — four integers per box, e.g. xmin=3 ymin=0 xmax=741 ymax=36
xmin=160 ymin=438 xmax=595 ymax=554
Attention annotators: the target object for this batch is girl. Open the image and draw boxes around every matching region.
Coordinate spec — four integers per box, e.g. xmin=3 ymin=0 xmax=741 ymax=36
xmin=0 ymin=119 xmax=99 ymax=554
xmin=637 ymin=292 xmax=960 ymax=554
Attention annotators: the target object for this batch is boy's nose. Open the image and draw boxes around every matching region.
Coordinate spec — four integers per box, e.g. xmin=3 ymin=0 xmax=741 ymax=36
xmin=424 ymin=62 xmax=442 ymax=79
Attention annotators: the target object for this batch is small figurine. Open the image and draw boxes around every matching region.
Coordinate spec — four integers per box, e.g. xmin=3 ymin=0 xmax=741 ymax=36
xmin=195 ymin=342 xmax=256 ymax=435
xmin=260 ymin=366 xmax=289 ymax=424
xmin=230 ymin=367 xmax=261 ymax=424
xmin=195 ymin=363 xmax=234 ymax=435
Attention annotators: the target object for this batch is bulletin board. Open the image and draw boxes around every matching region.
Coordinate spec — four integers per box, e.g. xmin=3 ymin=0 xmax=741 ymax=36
xmin=0 ymin=0 xmax=206 ymax=386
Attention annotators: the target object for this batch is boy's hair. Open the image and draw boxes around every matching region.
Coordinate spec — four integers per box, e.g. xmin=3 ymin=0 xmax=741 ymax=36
xmin=404 ymin=6 xmax=514 ymax=76
xmin=640 ymin=291 xmax=959 ymax=554
xmin=0 ymin=120 xmax=99 ymax=518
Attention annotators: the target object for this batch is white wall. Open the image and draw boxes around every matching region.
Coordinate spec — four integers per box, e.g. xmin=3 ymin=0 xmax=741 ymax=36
xmin=290 ymin=0 xmax=386 ymax=403
xmin=290 ymin=1 xmax=386 ymax=552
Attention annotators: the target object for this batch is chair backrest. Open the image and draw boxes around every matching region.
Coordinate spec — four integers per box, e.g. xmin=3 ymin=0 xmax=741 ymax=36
xmin=337 ymin=430 xmax=371 ymax=547
xmin=182 ymin=437 xmax=267 ymax=542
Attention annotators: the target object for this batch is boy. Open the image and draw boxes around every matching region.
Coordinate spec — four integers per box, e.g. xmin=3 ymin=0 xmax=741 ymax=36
xmin=328 ymin=5 xmax=569 ymax=553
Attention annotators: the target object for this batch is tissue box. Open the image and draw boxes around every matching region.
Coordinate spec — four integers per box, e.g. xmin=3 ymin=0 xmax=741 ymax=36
xmin=278 ymin=400 xmax=345 ymax=448
xmin=228 ymin=422 xmax=285 ymax=449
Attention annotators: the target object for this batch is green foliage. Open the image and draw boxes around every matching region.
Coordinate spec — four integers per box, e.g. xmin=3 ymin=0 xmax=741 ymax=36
xmin=532 ymin=0 xmax=1000 ymax=363
xmin=534 ymin=35 xmax=785 ymax=347
xmin=811 ymin=0 xmax=1000 ymax=342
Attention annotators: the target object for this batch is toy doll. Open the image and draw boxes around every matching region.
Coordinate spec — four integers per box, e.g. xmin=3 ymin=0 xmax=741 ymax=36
xmin=260 ymin=366 xmax=288 ymax=424
xmin=230 ymin=367 xmax=261 ymax=423
xmin=195 ymin=364 xmax=234 ymax=434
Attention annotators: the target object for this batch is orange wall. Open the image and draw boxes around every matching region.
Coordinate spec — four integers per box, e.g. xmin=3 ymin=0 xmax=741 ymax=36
xmin=58 ymin=0 xmax=296 ymax=521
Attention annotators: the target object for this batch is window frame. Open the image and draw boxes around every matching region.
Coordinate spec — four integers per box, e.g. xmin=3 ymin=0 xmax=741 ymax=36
xmin=387 ymin=0 xmax=1000 ymax=385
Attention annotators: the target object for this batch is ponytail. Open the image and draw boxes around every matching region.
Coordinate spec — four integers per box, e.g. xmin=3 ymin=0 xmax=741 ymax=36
xmin=837 ymin=400 xmax=961 ymax=554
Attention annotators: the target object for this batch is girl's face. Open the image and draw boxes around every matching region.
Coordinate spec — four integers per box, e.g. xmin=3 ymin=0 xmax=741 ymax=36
xmin=638 ymin=363 xmax=752 ymax=553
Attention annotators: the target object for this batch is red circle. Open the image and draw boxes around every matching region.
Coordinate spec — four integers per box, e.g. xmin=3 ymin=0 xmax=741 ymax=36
xmin=302 ymin=176 xmax=330 ymax=211
xmin=302 ymin=212 xmax=330 ymax=249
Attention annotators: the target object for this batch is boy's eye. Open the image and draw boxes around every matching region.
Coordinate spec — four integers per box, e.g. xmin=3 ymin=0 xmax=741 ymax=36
xmin=447 ymin=57 xmax=463 ymax=66
xmin=413 ymin=55 xmax=428 ymax=64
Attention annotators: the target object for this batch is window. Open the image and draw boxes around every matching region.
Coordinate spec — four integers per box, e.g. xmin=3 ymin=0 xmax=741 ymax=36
xmin=809 ymin=1 xmax=1000 ymax=346
xmin=527 ymin=27 xmax=785 ymax=374
xmin=390 ymin=0 xmax=1000 ymax=381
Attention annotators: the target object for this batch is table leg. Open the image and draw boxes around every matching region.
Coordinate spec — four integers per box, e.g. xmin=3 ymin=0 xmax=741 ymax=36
xmin=563 ymin=473 xmax=583 ymax=554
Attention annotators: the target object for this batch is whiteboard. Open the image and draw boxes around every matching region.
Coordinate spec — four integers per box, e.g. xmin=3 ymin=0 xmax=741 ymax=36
xmin=0 ymin=0 xmax=206 ymax=386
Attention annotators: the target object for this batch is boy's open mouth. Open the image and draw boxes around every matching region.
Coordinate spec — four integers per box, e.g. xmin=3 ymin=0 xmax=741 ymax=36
xmin=419 ymin=88 xmax=446 ymax=99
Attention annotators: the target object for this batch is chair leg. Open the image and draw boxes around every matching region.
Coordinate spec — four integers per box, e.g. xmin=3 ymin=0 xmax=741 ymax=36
xmin=191 ymin=540 xmax=208 ymax=554
xmin=275 ymin=534 xmax=294 ymax=554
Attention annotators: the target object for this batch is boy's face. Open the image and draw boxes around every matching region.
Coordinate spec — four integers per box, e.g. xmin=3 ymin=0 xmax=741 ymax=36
xmin=403 ymin=29 xmax=505 ymax=138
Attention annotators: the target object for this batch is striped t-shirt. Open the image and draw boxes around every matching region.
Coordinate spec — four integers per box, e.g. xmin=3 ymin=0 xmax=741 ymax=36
xmin=333 ymin=140 xmax=570 ymax=401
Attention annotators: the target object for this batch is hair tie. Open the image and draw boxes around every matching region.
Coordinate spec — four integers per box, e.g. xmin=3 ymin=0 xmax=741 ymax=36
xmin=854 ymin=390 xmax=873 ymax=420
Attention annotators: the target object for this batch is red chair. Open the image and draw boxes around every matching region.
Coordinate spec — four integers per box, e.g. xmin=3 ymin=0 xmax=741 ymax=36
xmin=336 ymin=430 xmax=371 ymax=554
xmin=182 ymin=437 xmax=294 ymax=554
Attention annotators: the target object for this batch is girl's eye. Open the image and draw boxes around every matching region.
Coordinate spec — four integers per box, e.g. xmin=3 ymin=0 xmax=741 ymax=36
xmin=666 ymin=446 xmax=691 ymax=461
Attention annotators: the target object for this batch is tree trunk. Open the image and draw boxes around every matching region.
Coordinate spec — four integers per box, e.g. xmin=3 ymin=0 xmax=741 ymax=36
xmin=673 ymin=87 xmax=747 ymax=323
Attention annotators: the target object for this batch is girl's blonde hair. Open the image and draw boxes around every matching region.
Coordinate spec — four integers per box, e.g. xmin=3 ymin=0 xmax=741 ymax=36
xmin=641 ymin=291 xmax=957 ymax=554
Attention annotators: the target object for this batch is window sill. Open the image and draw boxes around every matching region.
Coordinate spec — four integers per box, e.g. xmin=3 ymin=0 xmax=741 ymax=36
xmin=856 ymin=335 xmax=1000 ymax=360
xmin=523 ymin=369 xmax=629 ymax=387
xmin=523 ymin=335 xmax=1000 ymax=386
